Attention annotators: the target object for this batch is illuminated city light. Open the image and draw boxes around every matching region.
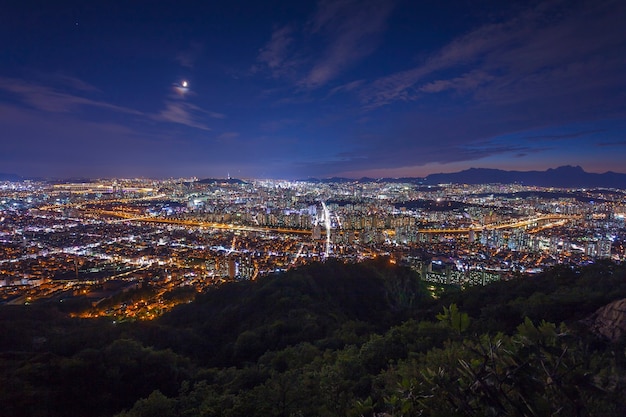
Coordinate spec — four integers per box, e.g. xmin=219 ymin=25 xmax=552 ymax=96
xmin=0 ymin=177 xmax=624 ymax=319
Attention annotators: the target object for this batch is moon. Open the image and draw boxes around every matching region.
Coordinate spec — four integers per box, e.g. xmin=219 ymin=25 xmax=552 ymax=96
xmin=173 ymin=80 xmax=190 ymax=96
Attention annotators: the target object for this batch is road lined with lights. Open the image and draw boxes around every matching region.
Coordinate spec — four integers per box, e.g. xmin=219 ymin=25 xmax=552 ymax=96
xmin=84 ymin=209 xmax=579 ymax=236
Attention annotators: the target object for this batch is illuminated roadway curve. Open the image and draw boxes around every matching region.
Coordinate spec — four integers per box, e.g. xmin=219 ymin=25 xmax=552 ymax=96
xmin=87 ymin=210 xmax=578 ymax=236
xmin=88 ymin=210 xmax=314 ymax=235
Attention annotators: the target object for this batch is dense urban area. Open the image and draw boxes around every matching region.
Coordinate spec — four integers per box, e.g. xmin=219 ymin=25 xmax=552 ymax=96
xmin=1 ymin=177 xmax=625 ymax=320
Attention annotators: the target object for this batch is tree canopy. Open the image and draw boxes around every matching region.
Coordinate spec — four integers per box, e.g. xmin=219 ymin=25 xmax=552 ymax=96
xmin=1 ymin=259 xmax=626 ymax=417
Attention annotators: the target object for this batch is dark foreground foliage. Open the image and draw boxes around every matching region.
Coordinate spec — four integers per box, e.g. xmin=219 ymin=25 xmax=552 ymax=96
xmin=1 ymin=259 xmax=626 ymax=417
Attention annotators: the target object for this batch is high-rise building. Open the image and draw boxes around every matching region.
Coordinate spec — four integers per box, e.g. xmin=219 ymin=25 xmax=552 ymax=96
xmin=312 ymin=224 xmax=322 ymax=240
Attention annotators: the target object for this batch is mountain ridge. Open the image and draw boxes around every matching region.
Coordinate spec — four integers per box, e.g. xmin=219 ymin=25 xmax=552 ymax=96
xmin=301 ymin=166 xmax=626 ymax=188
xmin=425 ymin=165 xmax=626 ymax=188
xmin=0 ymin=172 xmax=23 ymax=182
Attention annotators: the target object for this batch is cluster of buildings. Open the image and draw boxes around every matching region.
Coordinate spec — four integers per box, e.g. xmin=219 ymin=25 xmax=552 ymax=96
xmin=0 ymin=177 xmax=624 ymax=319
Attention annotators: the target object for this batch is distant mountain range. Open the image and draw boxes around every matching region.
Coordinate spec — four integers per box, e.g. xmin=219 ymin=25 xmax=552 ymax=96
xmin=424 ymin=166 xmax=626 ymax=188
xmin=303 ymin=166 xmax=626 ymax=189
xmin=0 ymin=172 xmax=23 ymax=182
xmin=3 ymin=166 xmax=624 ymax=188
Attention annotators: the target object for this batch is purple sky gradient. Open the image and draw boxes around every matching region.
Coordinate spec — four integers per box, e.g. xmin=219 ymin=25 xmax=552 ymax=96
xmin=1 ymin=0 xmax=625 ymax=179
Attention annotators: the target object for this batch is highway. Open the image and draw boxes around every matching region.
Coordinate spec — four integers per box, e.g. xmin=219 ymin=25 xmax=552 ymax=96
xmin=85 ymin=209 xmax=579 ymax=236
xmin=88 ymin=209 xmax=314 ymax=235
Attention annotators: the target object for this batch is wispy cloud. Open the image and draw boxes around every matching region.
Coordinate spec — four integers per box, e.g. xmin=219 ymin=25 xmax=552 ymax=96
xmin=296 ymin=135 xmax=547 ymax=178
xmin=0 ymin=76 xmax=225 ymax=131
xmin=327 ymin=79 xmax=365 ymax=97
xmin=597 ymin=140 xmax=626 ymax=147
xmin=361 ymin=0 xmax=626 ymax=109
xmin=522 ymin=129 xmax=606 ymax=142
xmin=0 ymin=76 xmax=142 ymax=115
xmin=419 ymin=70 xmax=494 ymax=94
xmin=300 ymin=0 xmax=394 ymax=88
xmin=35 ymin=72 xmax=101 ymax=92
xmin=256 ymin=25 xmax=297 ymax=78
xmin=154 ymin=98 xmax=224 ymax=131
xmin=255 ymin=0 xmax=394 ymax=89
xmin=360 ymin=6 xmax=539 ymax=106
xmin=154 ymin=102 xmax=212 ymax=130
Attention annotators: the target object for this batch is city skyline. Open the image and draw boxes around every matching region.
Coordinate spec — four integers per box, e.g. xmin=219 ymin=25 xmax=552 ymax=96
xmin=1 ymin=0 xmax=626 ymax=179
xmin=2 ymin=175 xmax=624 ymax=313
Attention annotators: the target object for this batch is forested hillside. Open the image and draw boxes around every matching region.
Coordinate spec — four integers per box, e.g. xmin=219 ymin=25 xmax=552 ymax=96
xmin=2 ymin=259 xmax=626 ymax=417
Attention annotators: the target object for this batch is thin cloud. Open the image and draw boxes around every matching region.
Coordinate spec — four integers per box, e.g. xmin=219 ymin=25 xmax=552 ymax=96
xmin=258 ymin=26 xmax=293 ymax=69
xmin=298 ymin=139 xmax=544 ymax=178
xmin=255 ymin=25 xmax=298 ymax=78
xmin=254 ymin=0 xmax=394 ymax=89
xmin=360 ymin=9 xmax=535 ymax=106
xmin=327 ymin=79 xmax=365 ymax=97
xmin=0 ymin=76 xmax=224 ymax=132
xmin=154 ymin=101 xmax=212 ymax=130
xmin=154 ymin=79 xmax=223 ymax=130
xmin=361 ymin=0 xmax=626 ymax=109
xmin=35 ymin=72 xmax=101 ymax=92
xmin=419 ymin=70 xmax=494 ymax=94
xmin=300 ymin=0 xmax=395 ymax=88
xmin=522 ymin=129 xmax=606 ymax=141
xmin=187 ymin=102 xmax=225 ymax=119
xmin=0 ymin=76 xmax=143 ymax=115
xmin=597 ymin=140 xmax=626 ymax=147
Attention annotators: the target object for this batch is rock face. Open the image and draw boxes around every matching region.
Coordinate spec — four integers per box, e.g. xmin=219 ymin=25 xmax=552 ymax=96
xmin=586 ymin=298 xmax=626 ymax=342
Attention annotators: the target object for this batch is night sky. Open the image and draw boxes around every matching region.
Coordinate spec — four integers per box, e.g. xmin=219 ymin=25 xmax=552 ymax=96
xmin=1 ymin=0 xmax=625 ymax=179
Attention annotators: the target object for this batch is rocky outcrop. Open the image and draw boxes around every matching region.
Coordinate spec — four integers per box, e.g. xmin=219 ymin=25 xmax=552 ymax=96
xmin=585 ymin=298 xmax=626 ymax=342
